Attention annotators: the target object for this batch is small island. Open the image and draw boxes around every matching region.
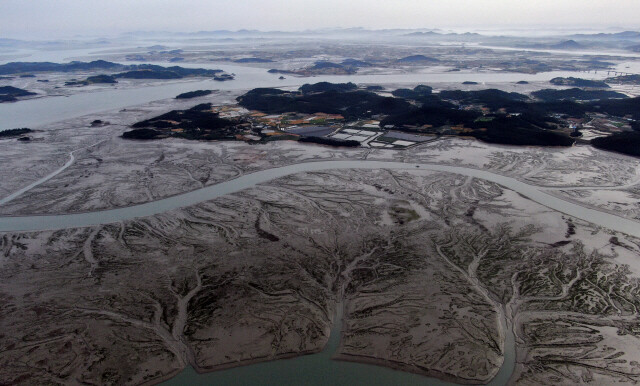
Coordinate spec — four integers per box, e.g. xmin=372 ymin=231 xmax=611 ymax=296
xmin=0 ymin=86 xmax=36 ymax=102
xmin=175 ymin=90 xmax=213 ymax=99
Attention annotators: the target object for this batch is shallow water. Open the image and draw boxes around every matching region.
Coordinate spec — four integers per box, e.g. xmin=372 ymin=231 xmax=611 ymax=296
xmin=0 ymin=59 xmax=609 ymax=130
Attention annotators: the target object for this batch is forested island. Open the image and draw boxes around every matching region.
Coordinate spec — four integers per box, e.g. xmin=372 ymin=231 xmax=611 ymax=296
xmin=120 ymin=81 xmax=640 ymax=153
xmin=550 ymin=77 xmax=610 ymax=88
xmin=238 ymin=82 xmax=640 ymax=149
xmin=606 ymin=74 xmax=640 ymax=85
xmin=0 ymin=86 xmax=36 ymax=102
xmin=0 ymin=61 xmax=226 ymax=80
xmin=65 ymin=74 xmax=117 ymax=86
xmin=0 ymin=128 xmax=32 ymax=137
xmin=176 ymin=90 xmax=213 ymax=99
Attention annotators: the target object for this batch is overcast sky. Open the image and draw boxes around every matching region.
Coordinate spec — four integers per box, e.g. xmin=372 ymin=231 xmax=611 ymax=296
xmin=2 ymin=0 xmax=639 ymax=39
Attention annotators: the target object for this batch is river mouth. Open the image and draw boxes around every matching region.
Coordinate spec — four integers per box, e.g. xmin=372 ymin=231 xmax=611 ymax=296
xmin=164 ymin=300 xmax=516 ymax=386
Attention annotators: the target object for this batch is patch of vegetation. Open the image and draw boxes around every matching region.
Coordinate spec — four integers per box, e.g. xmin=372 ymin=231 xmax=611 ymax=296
xmin=299 ymin=82 xmax=357 ymax=94
xmin=0 ymin=60 xmax=121 ymax=75
xmin=125 ymin=103 xmax=244 ymax=141
xmin=605 ymin=74 xmax=640 ymax=85
xmin=310 ymin=61 xmax=346 ymax=70
xmin=115 ymin=70 xmax=182 ymax=79
xmin=237 ymin=84 xmax=411 ymax=119
xmin=0 ymin=86 xmax=36 ymax=102
xmin=550 ymin=77 xmax=610 ymax=88
xmin=233 ymin=58 xmax=273 ymax=63
xmin=298 ymin=136 xmax=360 ymax=147
xmin=588 ymin=97 xmax=640 ymax=119
xmin=440 ymin=89 xmax=529 ymax=104
xmin=121 ymin=65 xmax=222 ymax=78
xmin=397 ymin=55 xmax=440 ymax=63
xmin=591 ymin=131 xmax=640 ymax=157
xmin=465 ymin=115 xmax=575 ymax=146
xmin=391 ymin=85 xmax=433 ymax=99
xmin=121 ymin=128 xmax=161 ymax=140
xmin=236 ymin=82 xmax=640 ymax=148
xmin=213 ymin=74 xmax=234 ymax=81
xmin=532 ymin=88 xmax=627 ymax=102
xmin=176 ymin=90 xmax=213 ymax=99
xmin=65 ymin=74 xmax=117 ymax=86
xmin=341 ymin=59 xmax=373 ymax=67
xmin=0 ymin=61 xmax=224 ymax=80
xmin=381 ymin=104 xmax=479 ymax=128
xmin=0 ymin=128 xmax=32 ymax=137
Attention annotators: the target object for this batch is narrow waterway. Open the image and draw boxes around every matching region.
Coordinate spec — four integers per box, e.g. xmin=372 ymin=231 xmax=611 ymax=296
xmin=0 ymin=160 xmax=638 ymax=238
xmin=0 ymin=139 xmax=107 ymax=206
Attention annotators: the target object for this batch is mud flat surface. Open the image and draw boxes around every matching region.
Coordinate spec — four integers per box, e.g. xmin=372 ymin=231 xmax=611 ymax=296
xmin=2 ymin=165 xmax=640 ymax=385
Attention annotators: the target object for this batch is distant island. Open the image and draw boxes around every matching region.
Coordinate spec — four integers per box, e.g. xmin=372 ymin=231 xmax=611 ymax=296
xmin=213 ymin=74 xmax=234 ymax=81
xmin=268 ymin=61 xmax=358 ymax=76
xmin=550 ymin=77 xmax=610 ymax=88
xmin=0 ymin=86 xmax=36 ymax=102
xmin=233 ymin=58 xmax=274 ymax=63
xmin=606 ymin=74 xmax=640 ymax=85
xmin=396 ymin=55 xmax=440 ymax=63
xmin=123 ymin=103 xmax=243 ymax=141
xmin=65 ymin=74 xmax=117 ymax=86
xmin=0 ymin=61 xmax=228 ymax=80
xmin=0 ymin=127 xmax=32 ymax=137
xmin=175 ymin=90 xmax=213 ymax=99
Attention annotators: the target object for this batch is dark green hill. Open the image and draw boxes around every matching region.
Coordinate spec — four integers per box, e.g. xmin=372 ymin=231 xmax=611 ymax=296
xmin=591 ymin=131 xmax=640 ymax=157
xmin=176 ymin=90 xmax=213 ymax=99
xmin=299 ymin=82 xmax=357 ymax=94
xmin=397 ymin=55 xmax=440 ymax=63
xmin=532 ymin=88 xmax=627 ymax=102
xmin=234 ymin=58 xmax=273 ymax=63
xmin=65 ymin=74 xmax=117 ymax=86
xmin=0 ymin=60 xmax=120 ymax=75
xmin=0 ymin=61 xmax=223 ymax=79
xmin=550 ymin=77 xmax=610 ymax=88
xmin=0 ymin=86 xmax=36 ymax=102
xmin=237 ymin=86 xmax=411 ymax=119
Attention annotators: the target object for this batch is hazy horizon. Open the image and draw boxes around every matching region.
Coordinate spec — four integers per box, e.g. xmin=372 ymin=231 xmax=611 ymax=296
xmin=2 ymin=0 xmax=640 ymax=40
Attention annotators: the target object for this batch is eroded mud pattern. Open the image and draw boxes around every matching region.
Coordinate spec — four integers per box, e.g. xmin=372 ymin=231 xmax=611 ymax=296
xmin=2 ymin=167 xmax=640 ymax=385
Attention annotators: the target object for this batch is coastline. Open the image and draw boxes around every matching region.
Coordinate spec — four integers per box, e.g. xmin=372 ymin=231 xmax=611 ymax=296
xmin=333 ymin=352 xmax=498 ymax=385
xmin=159 ymin=344 xmax=328 ymax=385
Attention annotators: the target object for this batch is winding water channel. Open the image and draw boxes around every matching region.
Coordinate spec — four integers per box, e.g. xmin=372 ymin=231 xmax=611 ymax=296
xmin=1 ymin=160 xmax=638 ymax=237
